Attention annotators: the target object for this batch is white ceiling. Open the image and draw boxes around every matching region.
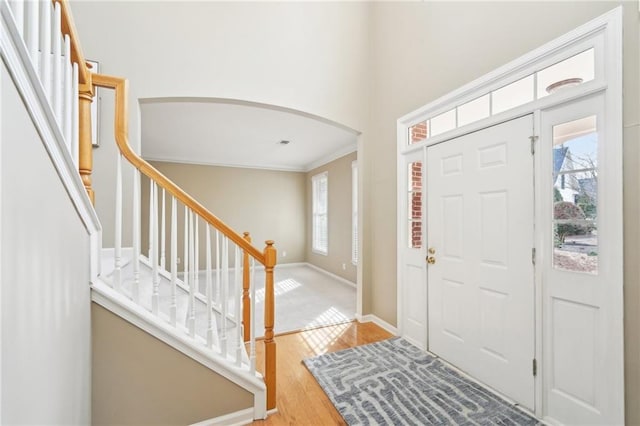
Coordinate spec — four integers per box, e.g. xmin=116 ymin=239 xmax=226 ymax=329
xmin=140 ymin=99 xmax=358 ymax=172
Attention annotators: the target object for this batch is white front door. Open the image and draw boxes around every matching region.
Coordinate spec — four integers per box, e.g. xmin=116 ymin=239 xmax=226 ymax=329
xmin=427 ymin=115 xmax=535 ymax=409
xmin=399 ymin=149 xmax=427 ymax=350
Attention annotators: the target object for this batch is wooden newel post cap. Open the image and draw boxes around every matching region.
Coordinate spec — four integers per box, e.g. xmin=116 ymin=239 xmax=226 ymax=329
xmin=264 ymin=240 xmax=277 ymax=266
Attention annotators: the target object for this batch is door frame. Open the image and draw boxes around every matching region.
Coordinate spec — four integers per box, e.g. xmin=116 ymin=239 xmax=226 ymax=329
xmin=396 ymin=7 xmax=622 ymax=422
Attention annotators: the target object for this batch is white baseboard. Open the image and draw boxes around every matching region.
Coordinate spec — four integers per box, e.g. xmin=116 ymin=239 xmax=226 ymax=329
xmin=189 ymin=407 xmax=254 ymax=426
xmin=304 ymin=263 xmax=356 ymax=288
xmin=357 ymin=314 xmax=398 ymax=335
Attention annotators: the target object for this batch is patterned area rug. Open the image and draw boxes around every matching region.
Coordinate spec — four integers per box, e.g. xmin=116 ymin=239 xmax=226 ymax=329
xmin=303 ymin=337 xmax=539 ymax=425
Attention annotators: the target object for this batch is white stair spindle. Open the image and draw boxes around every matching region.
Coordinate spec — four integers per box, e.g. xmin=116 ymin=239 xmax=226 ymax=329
xmin=183 ymin=205 xmax=189 ymax=296
xmin=113 ymin=153 xmax=122 ymax=291
xmin=10 ymin=1 xmax=24 ymax=37
xmin=71 ymin=63 xmax=78 ymax=166
xmin=194 ymin=217 xmax=199 ymax=297
xmin=132 ymin=168 xmax=140 ymax=303
xmin=250 ymin=257 xmax=256 ymax=374
xmin=220 ymin=236 xmax=228 ymax=357
xmin=151 ymin=182 xmax=160 ymax=315
xmin=52 ymin=3 xmax=62 ymax=124
xmin=215 ymin=230 xmax=221 ymax=308
xmin=206 ymin=225 xmax=213 ymax=347
xmin=170 ymin=197 xmax=177 ymax=326
xmin=235 ymin=245 xmax=242 ymax=366
xmin=148 ymin=179 xmax=153 ymax=258
xmin=160 ymin=188 xmax=166 ymax=270
xmin=40 ymin=0 xmax=51 ymax=99
xmin=25 ymin=0 xmax=39 ymax=69
xmin=62 ymin=35 xmax=71 ymax=150
xmin=188 ymin=211 xmax=196 ymax=337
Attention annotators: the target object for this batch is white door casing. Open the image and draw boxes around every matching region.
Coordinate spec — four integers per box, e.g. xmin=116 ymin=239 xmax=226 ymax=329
xmin=427 ymin=115 xmax=535 ymax=410
xmin=396 ymin=8 xmax=623 ymax=424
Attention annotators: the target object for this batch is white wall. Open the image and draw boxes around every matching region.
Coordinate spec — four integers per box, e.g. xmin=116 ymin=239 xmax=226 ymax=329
xmin=0 ymin=64 xmax=91 ymax=424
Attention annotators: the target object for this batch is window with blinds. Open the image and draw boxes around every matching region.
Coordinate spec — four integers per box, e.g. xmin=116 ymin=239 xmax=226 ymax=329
xmin=352 ymin=161 xmax=358 ymax=264
xmin=312 ymin=172 xmax=328 ymax=255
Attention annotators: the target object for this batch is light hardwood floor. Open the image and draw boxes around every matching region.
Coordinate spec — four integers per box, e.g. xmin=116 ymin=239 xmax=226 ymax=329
xmin=253 ymin=321 xmax=393 ymax=425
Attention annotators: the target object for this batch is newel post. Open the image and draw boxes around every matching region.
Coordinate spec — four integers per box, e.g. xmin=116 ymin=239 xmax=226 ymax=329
xmin=78 ymin=68 xmax=94 ymax=203
xmin=263 ymin=240 xmax=277 ymax=410
xmin=242 ymin=232 xmax=251 ymax=342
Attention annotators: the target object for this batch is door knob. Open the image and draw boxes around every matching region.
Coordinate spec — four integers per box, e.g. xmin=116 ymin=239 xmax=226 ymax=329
xmin=427 ymin=256 xmax=436 ymax=264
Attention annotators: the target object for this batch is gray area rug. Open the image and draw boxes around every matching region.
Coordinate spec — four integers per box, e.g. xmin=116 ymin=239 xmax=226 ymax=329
xmin=303 ymin=337 xmax=539 ymax=425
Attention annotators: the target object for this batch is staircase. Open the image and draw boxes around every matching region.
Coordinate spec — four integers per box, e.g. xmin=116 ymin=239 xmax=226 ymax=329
xmin=2 ymin=0 xmax=277 ymax=421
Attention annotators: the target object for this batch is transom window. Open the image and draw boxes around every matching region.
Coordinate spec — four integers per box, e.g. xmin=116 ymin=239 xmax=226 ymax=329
xmin=407 ymin=48 xmax=596 ymax=144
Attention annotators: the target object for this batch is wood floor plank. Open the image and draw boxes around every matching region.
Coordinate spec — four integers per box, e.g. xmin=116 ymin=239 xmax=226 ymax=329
xmin=252 ymin=321 xmax=394 ymax=425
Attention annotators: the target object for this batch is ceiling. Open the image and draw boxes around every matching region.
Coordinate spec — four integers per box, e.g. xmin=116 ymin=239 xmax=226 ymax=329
xmin=140 ymin=99 xmax=358 ymax=172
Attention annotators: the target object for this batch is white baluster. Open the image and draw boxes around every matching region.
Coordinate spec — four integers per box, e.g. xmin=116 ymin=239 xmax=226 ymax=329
xmin=183 ymin=205 xmax=189 ymax=295
xmin=170 ymin=197 xmax=177 ymax=326
xmin=10 ymin=1 xmax=25 ymax=37
xmin=235 ymin=245 xmax=242 ymax=366
xmin=194 ymin=216 xmax=199 ymax=297
xmin=132 ymin=168 xmax=140 ymax=303
xmin=250 ymin=257 xmax=256 ymax=374
xmin=25 ymin=0 xmax=39 ymax=69
xmin=39 ymin=0 xmax=51 ymax=99
xmin=220 ymin=236 xmax=228 ymax=357
xmin=151 ymin=183 xmax=160 ymax=315
xmin=71 ymin=63 xmax=78 ymax=166
xmin=62 ymin=35 xmax=71 ymax=149
xmin=215 ymin=230 xmax=221 ymax=309
xmin=160 ymin=188 xmax=166 ymax=270
xmin=187 ymin=211 xmax=196 ymax=338
xmin=206 ymin=225 xmax=214 ymax=347
xmin=148 ymin=179 xmax=153 ymax=259
xmin=52 ymin=3 xmax=62 ymax=124
xmin=113 ymin=154 xmax=122 ymax=291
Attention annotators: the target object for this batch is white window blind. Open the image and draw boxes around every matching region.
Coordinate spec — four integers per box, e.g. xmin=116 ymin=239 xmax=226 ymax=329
xmin=352 ymin=161 xmax=358 ymax=264
xmin=312 ymin=172 xmax=328 ymax=255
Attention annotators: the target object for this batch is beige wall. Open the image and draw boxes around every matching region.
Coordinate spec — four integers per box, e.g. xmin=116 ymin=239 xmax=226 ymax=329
xmin=92 ymin=303 xmax=253 ymax=425
xmin=145 ymin=161 xmax=306 ymax=265
xmin=366 ymin=1 xmax=639 ymax=422
xmin=306 ymin=152 xmax=357 ymax=283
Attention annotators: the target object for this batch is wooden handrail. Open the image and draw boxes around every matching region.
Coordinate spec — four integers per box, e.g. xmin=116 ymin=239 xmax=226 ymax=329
xmin=53 ymin=0 xmax=95 ymax=202
xmin=91 ymin=73 xmax=266 ymax=264
xmin=52 ymin=0 xmax=90 ymax=86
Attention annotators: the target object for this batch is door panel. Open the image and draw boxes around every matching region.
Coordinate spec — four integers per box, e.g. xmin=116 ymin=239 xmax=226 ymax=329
xmin=427 ymin=115 xmax=535 ymax=409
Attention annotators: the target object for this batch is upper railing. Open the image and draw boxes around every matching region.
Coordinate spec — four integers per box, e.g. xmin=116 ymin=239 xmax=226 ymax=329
xmin=5 ymin=0 xmax=276 ymax=412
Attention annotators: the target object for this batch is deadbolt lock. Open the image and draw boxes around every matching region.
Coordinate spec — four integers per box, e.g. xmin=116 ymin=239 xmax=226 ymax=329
xmin=427 ymin=256 xmax=436 ymax=264
xmin=428 ymin=247 xmax=436 ymax=254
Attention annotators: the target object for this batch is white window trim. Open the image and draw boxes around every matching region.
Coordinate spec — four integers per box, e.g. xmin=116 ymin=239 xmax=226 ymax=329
xmin=351 ymin=161 xmax=358 ymax=265
xmin=311 ymin=171 xmax=328 ymax=256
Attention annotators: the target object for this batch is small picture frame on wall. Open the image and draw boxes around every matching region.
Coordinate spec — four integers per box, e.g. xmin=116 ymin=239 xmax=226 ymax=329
xmin=87 ymin=59 xmax=100 ymax=147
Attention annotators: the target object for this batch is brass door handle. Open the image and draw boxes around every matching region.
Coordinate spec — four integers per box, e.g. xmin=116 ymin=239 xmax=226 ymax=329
xmin=427 ymin=256 xmax=436 ymax=264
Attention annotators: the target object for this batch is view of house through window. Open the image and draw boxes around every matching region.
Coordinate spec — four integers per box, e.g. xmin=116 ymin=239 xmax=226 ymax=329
xmin=552 ymin=115 xmax=598 ymax=274
xmin=312 ymin=172 xmax=329 ymax=255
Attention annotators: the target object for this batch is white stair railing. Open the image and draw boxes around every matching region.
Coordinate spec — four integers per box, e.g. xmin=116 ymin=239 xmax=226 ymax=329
xmin=7 ymin=0 xmax=81 ymax=166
